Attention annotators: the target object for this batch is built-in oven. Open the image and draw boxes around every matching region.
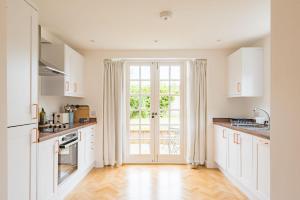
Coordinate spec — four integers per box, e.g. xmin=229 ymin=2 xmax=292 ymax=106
xmin=58 ymin=131 xmax=79 ymax=184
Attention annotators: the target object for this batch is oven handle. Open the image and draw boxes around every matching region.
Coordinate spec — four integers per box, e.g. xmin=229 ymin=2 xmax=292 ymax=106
xmin=59 ymin=139 xmax=79 ymax=149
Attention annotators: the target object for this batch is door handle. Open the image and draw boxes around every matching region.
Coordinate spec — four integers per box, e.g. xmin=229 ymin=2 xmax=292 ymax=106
xmin=32 ymin=104 xmax=38 ymax=119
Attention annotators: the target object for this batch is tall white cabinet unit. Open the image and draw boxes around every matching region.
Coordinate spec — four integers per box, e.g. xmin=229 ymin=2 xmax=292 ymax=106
xmin=228 ymin=48 xmax=264 ymax=97
xmin=6 ymin=0 xmax=39 ymax=199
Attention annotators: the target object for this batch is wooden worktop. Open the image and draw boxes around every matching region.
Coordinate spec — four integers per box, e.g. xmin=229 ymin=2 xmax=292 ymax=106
xmin=39 ymin=121 xmax=97 ymax=142
xmin=213 ymin=118 xmax=270 ymax=140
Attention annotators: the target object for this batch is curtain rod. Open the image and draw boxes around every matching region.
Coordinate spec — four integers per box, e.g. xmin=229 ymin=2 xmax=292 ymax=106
xmin=110 ymin=58 xmax=199 ymax=62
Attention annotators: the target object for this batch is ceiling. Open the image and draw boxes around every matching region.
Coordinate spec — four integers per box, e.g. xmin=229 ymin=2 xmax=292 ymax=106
xmin=33 ymin=0 xmax=270 ymax=50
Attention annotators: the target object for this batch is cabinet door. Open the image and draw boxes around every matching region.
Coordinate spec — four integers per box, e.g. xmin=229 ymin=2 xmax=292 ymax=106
xmin=240 ymin=133 xmax=254 ymax=189
xmin=78 ymin=128 xmax=87 ymax=171
xmin=228 ymin=50 xmax=242 ymax=97
xmin=214 ymin=125 xmax=227 ymax=169
xmin=37 ymin=137 xmax=59 ymax=200
xmin=227 ymin=130 xmax=241 ymax=178
xmin=7 ymin=124 xmax=37 ymax=200
xmin=82 ymin=125 xmax=96 ymax=167
xmin=253 ymin=137 xmax=270 ymax=200
xmin=214 ymin=125 xmax=221 ymax=165
xmin=7 ymin=0 xmax=36 ymax=126
xmin=219 ymin=128 xmax=228 ymax=170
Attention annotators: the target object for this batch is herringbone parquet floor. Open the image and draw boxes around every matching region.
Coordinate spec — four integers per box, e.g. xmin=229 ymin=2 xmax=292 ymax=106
xmin=66 ymin=165 xmax=248 ymax=200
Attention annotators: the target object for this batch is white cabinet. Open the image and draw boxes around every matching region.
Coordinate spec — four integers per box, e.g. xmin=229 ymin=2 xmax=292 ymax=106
xmin=85 ymin=125 xmax=96 ymax=166
xmin=253 ymin=137 xmax=270 ymax=200
xmin=228 ymin=48 xmax=264 ymax=97
xmin=6 ymin=0 xmax=39 ymax=127
xmin=37 ymin=137 xmax=59 ymax=200
xmin=239 ymin=132 xmax=254 ymax=189
xmin=78 ymin=129 xmax=86 ymax=172
xmin=41 ymin=44 xmax=85 ymax=97
xmin=78 ymin=125 xmax=96 ymax=171
xmin=7 ymin=124 xmax=38 ymax=200
xmin=214 ymin=125 xmax=227 ymax=170
xmin=227 ymin=130 xmax=241 ymax=178
xmin=214 ymin=125 xmax=270 ymax=200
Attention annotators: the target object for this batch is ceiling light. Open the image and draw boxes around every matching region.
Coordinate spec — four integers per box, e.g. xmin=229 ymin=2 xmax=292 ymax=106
xmin=154 ymin=40 xmax=158 ymax=43
xmin=90 ymin=39 xmax=95 ymax=43
xmin=216 ymin=39 xmax=222 ymax=42
xmin=160 ymin=11 xmax=172 ymax=21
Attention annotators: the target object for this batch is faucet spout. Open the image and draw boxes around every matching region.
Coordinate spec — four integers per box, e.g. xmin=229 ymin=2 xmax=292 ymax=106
xmin=253 ymin=107 xmax=270 ymax=130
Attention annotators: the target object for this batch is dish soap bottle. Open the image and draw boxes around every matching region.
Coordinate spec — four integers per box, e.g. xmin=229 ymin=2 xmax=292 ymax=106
xmin=39 ymin=108 xmax=46 ymax=125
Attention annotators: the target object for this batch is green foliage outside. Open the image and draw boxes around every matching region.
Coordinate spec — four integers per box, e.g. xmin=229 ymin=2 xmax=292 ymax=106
xmin=130 ymin=84 xmax=179 ymax=119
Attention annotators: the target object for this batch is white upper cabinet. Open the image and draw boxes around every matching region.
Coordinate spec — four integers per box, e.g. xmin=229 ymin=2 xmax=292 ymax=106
xmin=228 ymin=48 xmax=264 ymax=97
xmin=41 ymin=44 xmax=85 ymax=97
xmin=6 ymin=0 xmax=39 ymax=126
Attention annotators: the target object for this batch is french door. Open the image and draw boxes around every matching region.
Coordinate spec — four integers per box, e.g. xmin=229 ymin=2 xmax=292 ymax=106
xmin=125 ymin=61 xmax=185 ymax=163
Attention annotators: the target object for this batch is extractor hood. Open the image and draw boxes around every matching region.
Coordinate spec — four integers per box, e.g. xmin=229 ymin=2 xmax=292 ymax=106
xmin=39 ymin=26 xmax=66 ymax=76
xmin=39 ymin=59 xmax=65 ymax=76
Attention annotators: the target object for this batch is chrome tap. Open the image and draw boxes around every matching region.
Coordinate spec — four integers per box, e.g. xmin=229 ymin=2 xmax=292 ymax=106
xmin=253 ymin=107 xmax=270 ymax=130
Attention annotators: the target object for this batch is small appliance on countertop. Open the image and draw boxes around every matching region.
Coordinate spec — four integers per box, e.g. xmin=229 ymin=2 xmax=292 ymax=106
xmin=54 ymin=112 xmax=69 ymax=124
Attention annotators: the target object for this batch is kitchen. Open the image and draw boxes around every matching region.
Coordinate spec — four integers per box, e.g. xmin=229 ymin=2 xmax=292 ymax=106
xmin=1 ymin=0 xmax=300 ymax=200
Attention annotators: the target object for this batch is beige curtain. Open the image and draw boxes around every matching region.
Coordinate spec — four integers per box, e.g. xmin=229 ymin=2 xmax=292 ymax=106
xmin=187 ymin=59 xmax=207 ymax=166
xmin=101 ymin=59 xmax=125 ymax=166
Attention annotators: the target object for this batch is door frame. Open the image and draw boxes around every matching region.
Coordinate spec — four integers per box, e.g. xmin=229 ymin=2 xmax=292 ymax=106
xmin=124 ymin=60 xmax=187 ymax=164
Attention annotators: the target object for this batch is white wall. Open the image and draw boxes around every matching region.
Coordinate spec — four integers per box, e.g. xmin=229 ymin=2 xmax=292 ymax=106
xmin=81 ymin=49 xmax=251 ymax=167
xmin=0 ymin=0 xmax=7 ymax=198
xmin=271 ymin=0 xmax=300 ymax=199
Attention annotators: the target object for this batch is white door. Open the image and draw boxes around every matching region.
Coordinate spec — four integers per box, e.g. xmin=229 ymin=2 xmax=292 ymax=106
xmin=125 ymin=61 xmax=185 ymax=163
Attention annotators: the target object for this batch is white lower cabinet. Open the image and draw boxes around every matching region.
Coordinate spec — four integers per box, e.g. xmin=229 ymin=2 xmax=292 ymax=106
xmin=37 ymin=137 xmax=59 ymax=200
xmin=240 ymin=132 xmax=254 ymax=190
xmin=214 ymin=125 xmax=227 ymax=169
xmin=214 ymin=125 xmax=270 ymax=200
xmin=253 ymin=137 xmax=270 ymax=200
xmin=78 ymin=125 xmax=96 ymax=171
xmin=37 ymin=125 xmax=96 ymax=200
xmin=227 ymin=130 xmax=241 ymax=178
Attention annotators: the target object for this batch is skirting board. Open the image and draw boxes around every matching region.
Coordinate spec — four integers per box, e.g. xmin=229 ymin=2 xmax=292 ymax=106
xmin=205 ymin=160 xmax=218 ymax=168
xmin=217 ymin=165 xmax=260 ymax=200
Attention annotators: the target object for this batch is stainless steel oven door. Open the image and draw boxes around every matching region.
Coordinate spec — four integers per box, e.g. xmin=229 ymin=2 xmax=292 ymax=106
xmin=58 ymin=135 xmax=78 ymax=184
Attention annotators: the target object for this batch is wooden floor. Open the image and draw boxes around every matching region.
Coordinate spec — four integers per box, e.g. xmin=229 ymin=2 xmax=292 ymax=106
xmin=66 ymin=165 xmax=247 ymax=200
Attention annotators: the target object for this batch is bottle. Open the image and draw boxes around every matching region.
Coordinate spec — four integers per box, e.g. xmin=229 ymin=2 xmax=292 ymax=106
xmin=39 ymin=108 xmax=46 ymax=125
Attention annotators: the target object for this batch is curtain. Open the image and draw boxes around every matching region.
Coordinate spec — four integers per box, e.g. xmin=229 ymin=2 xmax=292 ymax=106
xmin=101 ymin=59 xmax=125 ymax=166
xmin=187 ymin=59 xmax=207 ymax=167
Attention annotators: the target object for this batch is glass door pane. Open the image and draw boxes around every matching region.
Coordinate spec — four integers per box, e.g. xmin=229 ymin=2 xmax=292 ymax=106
xmin=158 ymin=63 xmax=182 ymax=158
xmin=128 ymin=63 xmax=153 ymax=160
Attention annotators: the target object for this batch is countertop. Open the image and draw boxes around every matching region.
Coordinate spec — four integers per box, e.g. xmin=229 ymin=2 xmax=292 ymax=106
xmin=39 ymin=121 xmax=97 ymax=142
xmin=213 ymin=118 xmax=270 ymax=140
